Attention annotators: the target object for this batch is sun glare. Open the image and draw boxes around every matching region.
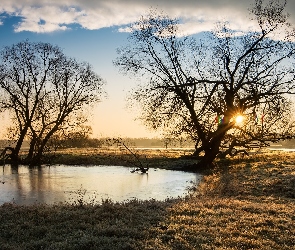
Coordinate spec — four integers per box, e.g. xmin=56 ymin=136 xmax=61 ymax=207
xmin=235 ymin=115 xmax=244 ymax=124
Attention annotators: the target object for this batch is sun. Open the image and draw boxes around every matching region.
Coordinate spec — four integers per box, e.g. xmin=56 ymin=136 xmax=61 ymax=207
xmin=235 ymin=115 xmax=244 ymax=124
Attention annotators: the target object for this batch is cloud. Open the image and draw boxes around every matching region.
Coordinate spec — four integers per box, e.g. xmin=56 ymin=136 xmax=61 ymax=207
xmin=13 ymin=6 xmax=82 ymax=33
xmin=0 ymin=0 xmax=294 ymax=34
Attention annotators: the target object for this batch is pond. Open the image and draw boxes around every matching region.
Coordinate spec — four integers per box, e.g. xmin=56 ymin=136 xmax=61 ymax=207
xmin=0 ymin=165 xmax=202 ymax=205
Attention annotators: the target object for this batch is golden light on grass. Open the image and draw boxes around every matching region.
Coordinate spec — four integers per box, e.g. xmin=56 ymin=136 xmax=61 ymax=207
xmin=235 ymin=115 xmax=244 ymax=124
xmin=0 ymin=150 xmax=294 ymax=249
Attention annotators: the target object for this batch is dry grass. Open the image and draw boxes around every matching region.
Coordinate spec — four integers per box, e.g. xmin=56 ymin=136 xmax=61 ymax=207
xmin=0 ymin=199 xmax=177 ymax=250
xmin=44 ymin=147 xmax=197 ymax=171
xmin=0 ymin=150 xmax=294 ymax=249
xmin=160 ymin=151 xmax=295 ymax=249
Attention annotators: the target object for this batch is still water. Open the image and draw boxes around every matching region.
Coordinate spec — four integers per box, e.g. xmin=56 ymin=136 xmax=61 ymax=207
xmin=0 ymin=165 xmax=201 ymax=205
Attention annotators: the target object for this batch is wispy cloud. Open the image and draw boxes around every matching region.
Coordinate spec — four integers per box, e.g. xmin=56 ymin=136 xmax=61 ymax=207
xmin=0 ymin=0 xmax=294 ymax=34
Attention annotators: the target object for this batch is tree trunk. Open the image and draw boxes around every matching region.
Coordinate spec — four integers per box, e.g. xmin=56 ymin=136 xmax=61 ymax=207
xmin=194 ymin=126 xmax=229 ymax=169
xmin=195 ymin=141 xmax=221 ymax=169
xmin=26 ymin=136 xmax=37 ymax=163
xmin=10 ymin=126 xmax=29 ymax=165
xmin=30 ymin=142 xmax=46 ymax=166
xmin=192 ymin=144 xmax=204 ymax=158
xmin=30 ymin=127 xmax=59 ymax=166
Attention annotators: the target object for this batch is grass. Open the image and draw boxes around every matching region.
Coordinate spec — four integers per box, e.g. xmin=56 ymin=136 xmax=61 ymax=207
xmin=0 ymin=149 xmax=294 ymax=249
xmin=41 ymin=147 xmax=198 ymax=171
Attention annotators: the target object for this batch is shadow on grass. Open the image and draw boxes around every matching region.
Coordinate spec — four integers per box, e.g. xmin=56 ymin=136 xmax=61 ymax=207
xmin=148 ymin=152 xmax=295 ymax=249
xmin=0 ymin=151 xmax=294 ymax=249
xmin=0 ymin=198 xmax=179 ymax=250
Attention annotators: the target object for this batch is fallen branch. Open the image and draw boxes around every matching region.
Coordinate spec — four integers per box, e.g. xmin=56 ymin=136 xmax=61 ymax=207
xmin=114 ymin=138 xmax=149 ymax=173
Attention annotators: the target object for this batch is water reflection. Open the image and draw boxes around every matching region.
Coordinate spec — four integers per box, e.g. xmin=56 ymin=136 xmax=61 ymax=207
xmin=0 ymin=165 xmax=201 ymax=205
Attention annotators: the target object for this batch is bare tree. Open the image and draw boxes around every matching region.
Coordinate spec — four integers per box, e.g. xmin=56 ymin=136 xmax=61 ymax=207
xmin=0 ymin=40 xmax=105 ymax=165
xmin=114 ymin=1 xmax=295 ymax=169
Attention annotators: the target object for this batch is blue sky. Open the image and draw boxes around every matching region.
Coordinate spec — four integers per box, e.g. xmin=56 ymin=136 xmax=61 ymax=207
xmin=0 ymin=0 xmax=294 ymax=138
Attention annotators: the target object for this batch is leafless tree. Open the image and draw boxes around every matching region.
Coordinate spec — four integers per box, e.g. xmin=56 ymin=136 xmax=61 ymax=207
xmin=0 ymin=40 xmax=105 ymax=165
xmin=114 ymin=0 xmax=295 ymax=169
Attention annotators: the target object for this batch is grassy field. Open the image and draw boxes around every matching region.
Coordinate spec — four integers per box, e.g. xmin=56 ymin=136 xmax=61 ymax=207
xmin=0 ymin=149 xmax=294 ymax=249
xmin=41 ymin=147 xmax=199 ymax=171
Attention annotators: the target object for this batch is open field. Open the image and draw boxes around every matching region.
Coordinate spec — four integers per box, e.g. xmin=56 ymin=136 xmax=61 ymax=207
xmin=0 ymin=150 xmax=294 ymax=249
xmin=37 ymin=147 xmax=199 ymax=171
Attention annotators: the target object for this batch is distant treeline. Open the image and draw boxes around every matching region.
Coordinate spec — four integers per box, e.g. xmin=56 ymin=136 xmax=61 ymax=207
xmin=2 ymin=138 xmax=294 ymax=151
xmin=0 ymin=137 xmax=195 ymax=151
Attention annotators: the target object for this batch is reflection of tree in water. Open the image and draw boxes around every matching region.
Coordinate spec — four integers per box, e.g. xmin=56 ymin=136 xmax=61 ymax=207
xmin=0 ymin=165 xmax=64 ymax=205
xmin=0 ymin=165 xmax=199 ymax=205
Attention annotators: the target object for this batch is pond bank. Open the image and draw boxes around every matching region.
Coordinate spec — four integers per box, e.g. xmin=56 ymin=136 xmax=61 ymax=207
xmin=0 ymin=150 xmax=294 ymax=249
xmin=47 ymin=147 xmax=200 ymax=171
xmin=2 ymin=147 xmax=201 ymax=171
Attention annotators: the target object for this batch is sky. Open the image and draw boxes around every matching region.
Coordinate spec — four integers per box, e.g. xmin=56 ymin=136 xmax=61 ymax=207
xmin=0 ymin=0 xmax=294 ymax=138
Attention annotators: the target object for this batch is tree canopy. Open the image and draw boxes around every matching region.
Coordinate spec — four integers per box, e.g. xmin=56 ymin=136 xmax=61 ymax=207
xmin=115 ymin=0 xmax=295 ymax=169
xmin=0 ymin=40 xmax=105 ymax=165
